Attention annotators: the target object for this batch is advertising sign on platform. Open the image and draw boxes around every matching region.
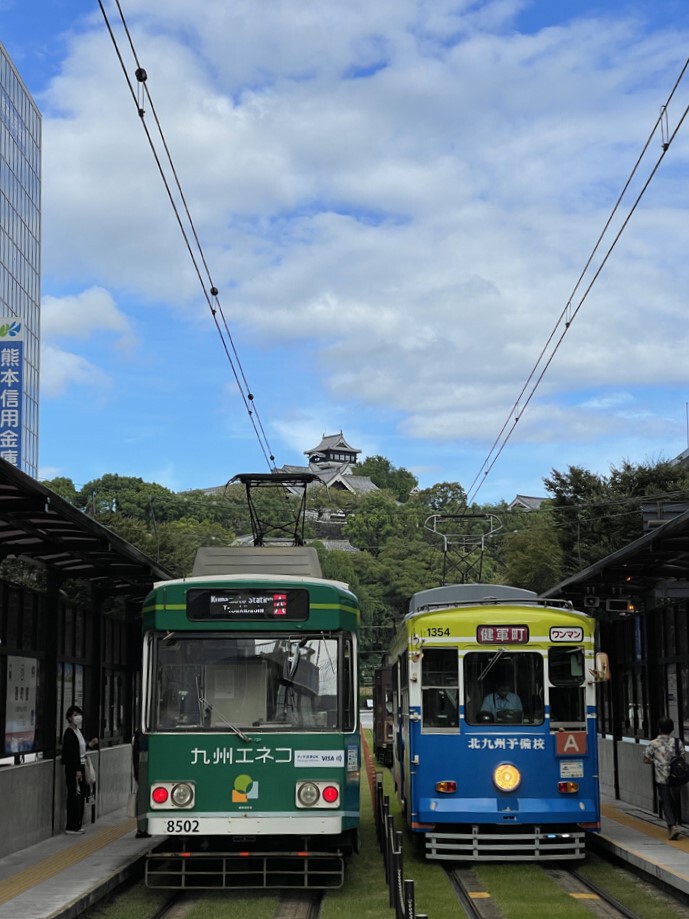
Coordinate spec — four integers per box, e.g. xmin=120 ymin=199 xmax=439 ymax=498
xmin=5 ymin=656 xmax=37 ymax=754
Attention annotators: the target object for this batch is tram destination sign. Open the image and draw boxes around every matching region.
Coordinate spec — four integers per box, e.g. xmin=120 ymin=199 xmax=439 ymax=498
xmin=187 ymin=588 xmax=309 ymax=621
xmin=476 ymin=625 xmax=529 ymax=644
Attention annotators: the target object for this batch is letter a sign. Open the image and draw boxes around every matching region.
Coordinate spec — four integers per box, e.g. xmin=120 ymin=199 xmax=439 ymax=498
xmin=555 ymin=731 xmax=587 ymax=756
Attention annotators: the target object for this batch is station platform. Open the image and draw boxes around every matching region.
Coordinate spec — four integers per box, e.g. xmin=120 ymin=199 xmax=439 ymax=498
xmin=592 ymin=793 xmax=689 ymax=899
xmin=0 ymin=808 xmax=157 ymax=919
xmin=0 ymin=795 xmax=688 ymax=918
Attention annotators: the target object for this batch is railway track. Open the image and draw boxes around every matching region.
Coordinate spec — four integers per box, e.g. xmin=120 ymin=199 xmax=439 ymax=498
xmin=447 ymin=862 xmax=658 ymax=919
xmin=446 ymin=867 xmax=504 ymax=919
xmin=544 ymin=865 xmax=645 ymax=919
xmin=84 ymin=885 xmax=323 ymax=919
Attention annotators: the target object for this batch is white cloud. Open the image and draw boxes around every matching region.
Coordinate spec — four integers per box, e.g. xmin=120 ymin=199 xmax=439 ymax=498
xmin=42 ymin=287 xmax=135 ymax=346
xmin=40 ymin=344 xmax=109 ymax=398
xmin=28 ymin=1 xmax=689 ymax=493
xmin=40 ymin=288 xmax=136 ymax=396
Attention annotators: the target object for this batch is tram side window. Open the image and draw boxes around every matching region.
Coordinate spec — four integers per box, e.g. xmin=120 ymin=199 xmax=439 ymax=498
xmin=342 ymin=637 xmax=355 ymax=732
xmin=421 ymin=648 xmax=459 ymax=729
xmin=548 ymin=646 xmax=585 ymax=728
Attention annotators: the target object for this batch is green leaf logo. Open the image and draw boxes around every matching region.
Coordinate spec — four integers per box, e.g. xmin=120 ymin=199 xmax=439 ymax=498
xmin=0 ymin=321 xmax=21 ymax=338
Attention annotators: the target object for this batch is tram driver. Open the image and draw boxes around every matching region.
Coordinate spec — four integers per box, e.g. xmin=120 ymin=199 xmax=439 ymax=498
xmin=479 ymin=682 xmax=524 ymax=723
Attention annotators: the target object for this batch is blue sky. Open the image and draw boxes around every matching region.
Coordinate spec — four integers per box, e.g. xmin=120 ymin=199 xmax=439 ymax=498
xmin=4 ymin=0 xmax=689 ymax=502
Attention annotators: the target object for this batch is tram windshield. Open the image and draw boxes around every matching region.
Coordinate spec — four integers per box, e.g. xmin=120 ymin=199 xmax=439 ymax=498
xmin=464 ymin=652 xmax=544 ymax=725
xmin=148 ymin=632 xmax=354 ymax=732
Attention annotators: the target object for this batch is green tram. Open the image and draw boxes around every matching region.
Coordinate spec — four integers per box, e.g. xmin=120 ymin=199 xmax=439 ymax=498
xmin=138 ymin=547 xmax=361 ymax=889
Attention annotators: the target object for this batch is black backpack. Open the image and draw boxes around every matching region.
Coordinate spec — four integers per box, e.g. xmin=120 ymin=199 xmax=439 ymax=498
xmin=668 ymin=738 xmax=689 ymax=787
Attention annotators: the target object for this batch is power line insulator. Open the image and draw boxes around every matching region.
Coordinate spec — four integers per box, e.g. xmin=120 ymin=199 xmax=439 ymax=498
xmin=248 ymin=393 xmax=254 ymax=400
xmin=210 ymin=286 xmax=219 ymax=296
xmin=135 ymin=68 xmax=148 ymax=83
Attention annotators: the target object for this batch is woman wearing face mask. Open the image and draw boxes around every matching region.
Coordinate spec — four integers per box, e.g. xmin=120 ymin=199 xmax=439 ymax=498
xmin=61 ymin=705 xmax=98 ymax=834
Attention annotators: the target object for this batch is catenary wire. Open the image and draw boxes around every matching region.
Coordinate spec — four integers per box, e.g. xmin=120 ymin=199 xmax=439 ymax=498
xmin=99 ymin=0 xmax=276 ymax=470
xmin=465 ymin=57 xmax=689 ymax=505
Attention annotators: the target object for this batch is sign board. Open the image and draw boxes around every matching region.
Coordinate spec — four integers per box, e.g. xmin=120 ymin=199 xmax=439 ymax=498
xmin=0 ymin=319 xmax=23 ymax=469
xmin=187 ymin=588 xmax=309 ymax=621
xmin=5 ymin=656 xmax=37 ymax=754
xmin=555 ymin=731 xmax=587 ymax=756
xmin=476 ymin=625 xmax=529 ymax=644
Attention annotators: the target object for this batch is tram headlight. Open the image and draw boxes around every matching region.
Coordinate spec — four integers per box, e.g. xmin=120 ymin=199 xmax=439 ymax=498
xmin=170 ymin=782 xmax=195 ymax=808
xmin=297 ymin=782 xmax=321 ymax=807
xmin=493 ymin=763 xmax=521 ymax=792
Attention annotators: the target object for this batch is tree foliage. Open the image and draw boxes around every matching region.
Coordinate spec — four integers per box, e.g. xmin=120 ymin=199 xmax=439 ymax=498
xmin=352 ymin=455 xmax=418 ymax=502
xmin=543 ymin=458 xmax=689 ymax=575
xmin=502 ymin=509 xmax=564 ymax=595
xmin=39 ymin=454 xmax=689 ymax=673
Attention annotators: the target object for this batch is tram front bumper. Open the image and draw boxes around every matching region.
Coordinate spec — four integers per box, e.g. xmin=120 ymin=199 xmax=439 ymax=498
xmin=417 ymin=796 xmax=598 ymax=825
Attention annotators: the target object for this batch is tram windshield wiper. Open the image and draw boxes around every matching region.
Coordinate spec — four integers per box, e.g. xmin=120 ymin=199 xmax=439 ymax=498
xmin=478 ymin=649 xmax=505 ymax=682
xmin=198 ymin=695 xmax=252 ymax=744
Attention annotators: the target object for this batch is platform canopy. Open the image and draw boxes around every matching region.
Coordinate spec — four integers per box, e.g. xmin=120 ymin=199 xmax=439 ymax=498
xmin=544 ymin=505 xmax=689 ymax=614
xmin=0 ymin=459 xmax=171 ymax=600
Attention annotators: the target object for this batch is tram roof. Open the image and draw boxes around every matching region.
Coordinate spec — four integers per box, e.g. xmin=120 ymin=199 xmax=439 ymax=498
xmin=544 ymin=505 xmax=689 ymax=612
xmin=0 ymin=458 xmax=172 ymax=600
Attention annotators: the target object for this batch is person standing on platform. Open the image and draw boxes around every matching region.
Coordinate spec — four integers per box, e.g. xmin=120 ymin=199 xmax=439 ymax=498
xmin=643 ymin=715 xmax=683 ymax=840
xmin=61 ymin=705 xmax=98 ymax=835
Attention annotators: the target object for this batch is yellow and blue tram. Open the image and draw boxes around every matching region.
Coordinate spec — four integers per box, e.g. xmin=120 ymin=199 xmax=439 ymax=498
xmin=384 ymin=584 xmax=604 ymax=860
xmin=137 ymin=547 xmax=361 ymax=888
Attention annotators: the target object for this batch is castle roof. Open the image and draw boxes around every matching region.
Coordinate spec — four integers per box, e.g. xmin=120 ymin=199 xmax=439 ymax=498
xmin=304 ymin=431 xmax=360 ymax=457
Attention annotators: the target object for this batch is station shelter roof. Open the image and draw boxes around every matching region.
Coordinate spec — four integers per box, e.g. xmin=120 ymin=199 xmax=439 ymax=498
xmin=544 ymin=504 xmax=689 ymax=612
xmin=0 ymin=459 xmax=172 ymax=601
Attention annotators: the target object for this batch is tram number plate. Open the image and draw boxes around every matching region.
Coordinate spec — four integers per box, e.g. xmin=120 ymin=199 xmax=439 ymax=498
xmin=550 ymin=627 xmax=583 ymax=642
xmin=165 ymin=819 xmax=201 ymax=834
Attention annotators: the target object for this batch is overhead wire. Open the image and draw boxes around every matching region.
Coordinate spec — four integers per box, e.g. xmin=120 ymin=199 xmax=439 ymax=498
xmin=98 ymin=0 xmax=277 ymax=471
xmin=465 ymin=57 xmax=689 ymax=506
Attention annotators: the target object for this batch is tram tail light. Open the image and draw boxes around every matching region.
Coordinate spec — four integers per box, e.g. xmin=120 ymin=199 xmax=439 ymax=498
xmin=152 ymin=786 xmax=169 ymax=805
xmin=322 ymin=784 xmax=340 ymax=804
xmin=558 ymin=781 xmax=579 ymax=794
xmin=435 ymin=781 xmax=457 ymax=793
xmin=150 ymin=781 xmax=195 ymax=809
xmin=295 ymin=780 xmax=340 ymax=808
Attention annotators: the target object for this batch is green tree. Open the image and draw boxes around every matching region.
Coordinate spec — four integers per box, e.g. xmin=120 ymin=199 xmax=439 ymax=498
xmin=343 ymin=492 xmax=419 ymax=555
xmin=502 ymin=509 xmax=564 ymax=594
xmin=415 ymin=481 xmax=467 ymax=514
xmin=41 ymin=476 xmax=79 ymax=505
xmin=157 ymin=518 xmax=235 ymax=576
xmin=103 ymin=516 xmax=157 ymax=558
xmin=543 ymin=465 xmax=609 ymax=572
xmin=77 ymin=474 xmax=179 ymax=522
xmin=376 ymin=536 xmax=443 ymax=615
xmin=352 ymin=455 xmax=418 ymax=502
xmin=544 ymin=458 xmax=689 ymax=574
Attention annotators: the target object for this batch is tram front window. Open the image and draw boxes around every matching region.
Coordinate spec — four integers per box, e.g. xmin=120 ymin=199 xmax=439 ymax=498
xmin=464 ymin=652 xmax=544 ymax=725
xmin=152 ymin=633 xmax=346 ymax=732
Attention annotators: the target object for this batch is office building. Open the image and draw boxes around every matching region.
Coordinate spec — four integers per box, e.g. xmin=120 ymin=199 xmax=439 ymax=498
xmin=0 ymin=41 xmax=40 ymax=477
